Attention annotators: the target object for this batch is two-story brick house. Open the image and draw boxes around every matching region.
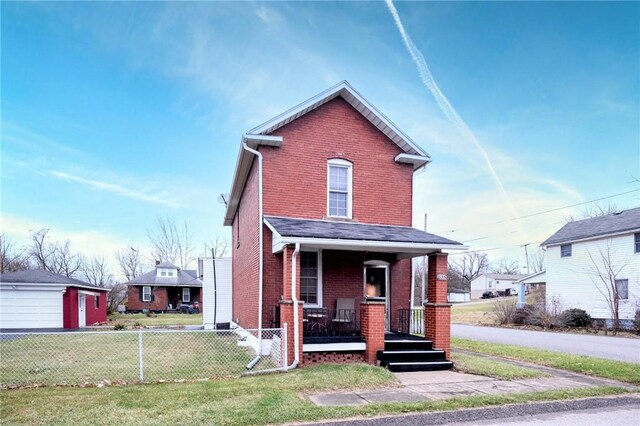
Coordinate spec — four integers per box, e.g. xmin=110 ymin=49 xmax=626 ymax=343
xmin=224 ymin=81 xmax=466 ymax=370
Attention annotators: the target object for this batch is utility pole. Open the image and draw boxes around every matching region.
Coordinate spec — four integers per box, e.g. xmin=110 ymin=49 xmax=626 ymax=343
xmin=517 ymin=243 xmax=530 ymax=308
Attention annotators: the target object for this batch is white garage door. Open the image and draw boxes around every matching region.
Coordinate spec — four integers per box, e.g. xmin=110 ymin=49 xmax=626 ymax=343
xmin=0 ymin=289 xmax=64 ymax=329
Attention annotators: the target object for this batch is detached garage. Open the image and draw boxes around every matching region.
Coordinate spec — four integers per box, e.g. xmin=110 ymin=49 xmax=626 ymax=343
xmin=0 ymin=270 xmax=108 ymax=330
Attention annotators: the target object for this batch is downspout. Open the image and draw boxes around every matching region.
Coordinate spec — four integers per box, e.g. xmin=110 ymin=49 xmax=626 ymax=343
xmin=242 ymin=141 xmax=264 ymax=370
xmin=287 ymin=242 xmax=301 ymax=370
xmin=241 ymin=141 xmax=264 ymax=332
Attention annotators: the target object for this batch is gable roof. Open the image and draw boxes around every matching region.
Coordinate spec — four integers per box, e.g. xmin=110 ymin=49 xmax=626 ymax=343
xmin=125 ymin=268 xmax=202 ymax=287
xmin=541 ymin=207 xmax=640 ymax=247
xmin=223 ymin=81 xmax=431 ymax=226
xmin=0 ymin=269 xmax=108 ymax=291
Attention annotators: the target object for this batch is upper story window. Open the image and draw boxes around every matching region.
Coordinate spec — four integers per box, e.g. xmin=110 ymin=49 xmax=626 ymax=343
xmin=327 ymin=159 xmax=352 ymax=218
xmin=161 ymin=271 xmax=167 ymax=276
xmin=635 ymin=233 xmax=640 ymax=253
xmin=560 ymin=244 xmax=572 ymax=257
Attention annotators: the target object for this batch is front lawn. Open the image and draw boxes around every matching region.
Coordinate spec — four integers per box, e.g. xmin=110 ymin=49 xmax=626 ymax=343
xmin=452 ymin=352 xmax=548 ymax=380
xmin=0 ymin=330 xmax=269 ymax=387
xmin=108 ymin=313 xmax=203 ymax=326
xmin=452 ymin=337 xmax=640 ymax=385
xmin=0 ymin=364 xmax=627 ymax=425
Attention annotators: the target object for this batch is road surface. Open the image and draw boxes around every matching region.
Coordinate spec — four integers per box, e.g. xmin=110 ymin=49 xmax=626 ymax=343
xmin=452 ymin=324 xmax=640 ymax=363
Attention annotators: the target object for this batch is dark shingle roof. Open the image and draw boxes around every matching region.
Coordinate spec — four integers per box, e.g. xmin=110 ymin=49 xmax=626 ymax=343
xmin=541 ymin=207 xmax=640 ymax=246
xmin=126 ymin=268 xmax=202 ymax=287
xmin=0 ymin=269 xmax=107 ymax=291
xmin=265 ymin=216 xmax=463 ymax=246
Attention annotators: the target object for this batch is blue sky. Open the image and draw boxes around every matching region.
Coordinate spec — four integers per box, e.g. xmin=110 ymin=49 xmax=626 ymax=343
xmin=2 ymin=1 xmax=639 ymax=273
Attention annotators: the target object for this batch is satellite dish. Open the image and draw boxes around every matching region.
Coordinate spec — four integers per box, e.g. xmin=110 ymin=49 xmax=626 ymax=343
xmin=217 ymin=193 xmax=230 ymax=206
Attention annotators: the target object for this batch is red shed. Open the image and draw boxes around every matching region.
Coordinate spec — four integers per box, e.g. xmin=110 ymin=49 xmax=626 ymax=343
xmin=0 ymin=270 xmax=108 ymax=329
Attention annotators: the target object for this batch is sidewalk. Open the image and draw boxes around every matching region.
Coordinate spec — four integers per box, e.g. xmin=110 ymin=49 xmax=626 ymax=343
xmin=308 ymin=355 xmax=637 ymax=407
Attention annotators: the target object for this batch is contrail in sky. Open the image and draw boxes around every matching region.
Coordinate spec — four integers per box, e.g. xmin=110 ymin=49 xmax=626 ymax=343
xmin=385 ymin=0 xmax=526 ymax=240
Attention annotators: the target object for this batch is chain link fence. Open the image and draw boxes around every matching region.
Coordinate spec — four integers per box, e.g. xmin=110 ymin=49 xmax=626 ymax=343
xmin=0 ymin=327 xmax=286 ymax=388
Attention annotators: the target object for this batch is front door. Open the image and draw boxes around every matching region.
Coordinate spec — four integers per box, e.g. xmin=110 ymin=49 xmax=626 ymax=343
xmin=78 ymin=294 xmax=86 ymax=327
xmin=364 ymin=262 xmax=390 ymax=331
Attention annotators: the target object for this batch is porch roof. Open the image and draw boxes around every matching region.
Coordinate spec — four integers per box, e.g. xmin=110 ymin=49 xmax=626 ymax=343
xmin=264 ymin=216 xmax=467 ymax=257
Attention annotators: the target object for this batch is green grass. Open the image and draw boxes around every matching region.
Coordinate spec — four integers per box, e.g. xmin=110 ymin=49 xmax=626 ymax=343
xmin=0 ymin=364 xmax=628 ymax=425
xmin=0 ymin=331 xmax=265 ymax=387
xmin=452 ymin=337 xmax=640 ymax=385
xmin=452 ymin=352 xmax=548 ymax=380
xmin=108 ymin=313 xmax=203 ymax=326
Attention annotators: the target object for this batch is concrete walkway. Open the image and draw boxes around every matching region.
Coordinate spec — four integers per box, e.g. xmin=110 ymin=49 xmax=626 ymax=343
xmin=308 ymin=357 xmax=637 ymax=407
xmin=452 ymin=324 xmax=640 ymax=363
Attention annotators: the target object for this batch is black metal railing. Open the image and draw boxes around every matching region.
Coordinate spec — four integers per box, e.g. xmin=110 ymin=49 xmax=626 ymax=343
xmin=303 ymin=308 xmax=361 ymax=343
xmin=397 ymin=308 xmax=424 ymax=335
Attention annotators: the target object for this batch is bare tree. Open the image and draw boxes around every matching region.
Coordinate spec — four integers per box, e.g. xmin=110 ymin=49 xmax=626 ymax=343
xmin=450 ymin=252 xmax=489 ymax=291
xmin=147 ymin=217 xmax=194 ymax=269
xmin=206 ymin=236 xmax=229 ymax=258
xmin=83 ymin=255 xmax=113 ymax=287
xmin=527 ymin=248 xmax=546 ymax=273
xmin=106 ymin=283 xmax=128 ymax=315
xmin=0 ymin=234 xmax=30 ymax=273
xmin=491 ymin=258 xmax=520 ymax=275
xmin=585 ymin=239 xmax=627 ymax=333
xmin=29 ymin=229 xmax=85 ymax=277
xmin=565 ymin=201 xmax=618 ymax=223
xmin=115 ymin=247 xmax=144 ymax=281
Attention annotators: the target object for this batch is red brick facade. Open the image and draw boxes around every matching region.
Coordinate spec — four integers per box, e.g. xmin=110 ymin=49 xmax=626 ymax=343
xmin=229 ymin=92 xmax=452 ymax=366
xmin=126 ymin=286 xmax=202 ymax=311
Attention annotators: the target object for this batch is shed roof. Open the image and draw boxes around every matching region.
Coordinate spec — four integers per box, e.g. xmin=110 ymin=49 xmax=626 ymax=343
xmin=265 ymin=216 xmax=462 ymax=246
xmin=0 ymin=269 xmax=108 ymax=291
xmin=541 ymin=207 xmax=640 ymax=246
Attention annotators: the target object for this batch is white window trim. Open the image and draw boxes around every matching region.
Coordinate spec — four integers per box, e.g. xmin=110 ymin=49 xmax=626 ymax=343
xmin=142 ymin=286 xmax=152 ymax=302
xmin=327 ymin=159 xmax=353 ymax=219
xmin=182 ymin=288 xmax=191 ymax=303
xmin=301 ymin=250 xmax=323 ymax=308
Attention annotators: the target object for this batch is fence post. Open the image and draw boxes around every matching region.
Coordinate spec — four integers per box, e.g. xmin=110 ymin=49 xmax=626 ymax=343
xmin=138 ymin=330 xmax=144 ymax=382
xmin=282 ymin=323 xmax=288 ymax=370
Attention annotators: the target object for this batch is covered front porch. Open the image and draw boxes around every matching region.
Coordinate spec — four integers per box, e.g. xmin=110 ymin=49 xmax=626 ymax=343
xmin=265 ymin=216 xmax=466 ymax=367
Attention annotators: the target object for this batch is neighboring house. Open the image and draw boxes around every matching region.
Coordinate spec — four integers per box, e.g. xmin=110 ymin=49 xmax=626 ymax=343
xmin=125 ymin=262 xmax=202 ymax=312
xmin=0 ymin=269 xmax=108 ymax=329
xmin=198 ymin=257 xmax=232 ymax=329
xmin=223 ymin=81 xmax=466 ymax=370
xmin=541 ymin=207 xmax=640 ymax=325
xmin=514 ymin=270 xmax=546 ymax=294
xmin=470 ymin=273 xmax=527 ymax=299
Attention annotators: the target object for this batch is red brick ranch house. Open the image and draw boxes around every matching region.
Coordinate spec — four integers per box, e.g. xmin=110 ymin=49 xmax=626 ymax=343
xmin=223 ymin=81 xmax=466 ymax=371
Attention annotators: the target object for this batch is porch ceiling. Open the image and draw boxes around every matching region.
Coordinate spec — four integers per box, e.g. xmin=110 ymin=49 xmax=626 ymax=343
xmin=264 ymin=216 xmax=468 ymax=258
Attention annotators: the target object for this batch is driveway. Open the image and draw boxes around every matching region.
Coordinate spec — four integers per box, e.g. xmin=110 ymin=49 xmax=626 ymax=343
xmin=452 ymin=324 xmax=640 ymax=363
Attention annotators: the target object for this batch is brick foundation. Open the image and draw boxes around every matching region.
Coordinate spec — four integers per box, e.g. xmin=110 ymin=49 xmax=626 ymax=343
xmin=301 ymin=352 xmax=365 ymax=366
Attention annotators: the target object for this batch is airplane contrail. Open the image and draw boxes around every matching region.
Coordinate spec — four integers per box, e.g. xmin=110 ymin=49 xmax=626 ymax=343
xmin=385 ymin=0 xmax=526 ymax=240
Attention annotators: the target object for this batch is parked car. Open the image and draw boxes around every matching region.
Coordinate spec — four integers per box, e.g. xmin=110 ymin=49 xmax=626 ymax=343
xmin=481 ymin=291 xmax=496 ymax=299
xmin=510 ymin=288 xmax=519 ymax=296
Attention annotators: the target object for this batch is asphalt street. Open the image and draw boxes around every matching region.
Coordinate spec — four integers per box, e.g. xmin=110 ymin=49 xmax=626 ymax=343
xmin=313 ymin=395 xmax=640 ymax=426
xmin=452 ymin=324 xmax=640 ymax=363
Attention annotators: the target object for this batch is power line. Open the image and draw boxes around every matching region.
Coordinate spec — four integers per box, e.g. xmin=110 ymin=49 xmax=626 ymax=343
xmin=449 ymin=241 xmax=544 ymax=256
xmin=434 ymin=189 xmax=640 ymax=234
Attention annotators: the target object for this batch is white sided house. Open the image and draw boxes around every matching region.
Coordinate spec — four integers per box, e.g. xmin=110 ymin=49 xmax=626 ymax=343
xmin=470 ymin=273 xmax=527 ymax=299
xmin=541 ymin=207 xmax=640 ymax=325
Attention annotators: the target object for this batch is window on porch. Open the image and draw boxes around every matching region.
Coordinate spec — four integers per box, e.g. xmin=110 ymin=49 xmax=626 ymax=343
xmin=182 ymin=288 xmax=191 ymax=303
xmin=300 ymin=252 xmax=318 ymax=305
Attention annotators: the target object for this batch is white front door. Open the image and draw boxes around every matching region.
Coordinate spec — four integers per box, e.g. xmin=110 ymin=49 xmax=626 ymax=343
xmin=78 ymin=294 xmax=86 ymax=327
